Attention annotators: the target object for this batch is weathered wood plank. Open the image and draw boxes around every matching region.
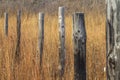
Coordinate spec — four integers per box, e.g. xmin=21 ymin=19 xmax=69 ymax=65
xmin=58 ymin=6 xmax=66 ymax=77
xmin=38 ymin=12 xmax=44 ymax=68
xmin=15 ymin=10 xmax=21 ymax=62
xmin=4 ymin=12 xmax=8 ymax=36
xmin=73 ymin=13 xmax=86 ymax=80
xmin=106 ymin=0 xmax=120 ymax=80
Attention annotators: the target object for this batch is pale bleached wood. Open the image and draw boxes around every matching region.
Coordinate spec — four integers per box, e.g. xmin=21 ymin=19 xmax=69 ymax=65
xmin=106 ymin=0 xmax=120 ymax=80
xmin=73 ymin=13 xmax=86 ymax=80
xmin=38 ymin=12 xmax=44 ymax=68
xmin=58 ymin=6 xmax=65 ymax=77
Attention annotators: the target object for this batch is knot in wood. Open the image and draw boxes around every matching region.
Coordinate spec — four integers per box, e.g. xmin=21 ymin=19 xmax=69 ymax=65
xmin=74 ymin=32 xmax=81 ymax=39
xmin=62 ymin=26 xmax=64 ymax=28
xmin=78 ymin=30 xmax=80 ymax=33
xmin=75 ymin=49 xmax=79 ymax=54
xmin=62 ymin=35 xmax=64 ymax=38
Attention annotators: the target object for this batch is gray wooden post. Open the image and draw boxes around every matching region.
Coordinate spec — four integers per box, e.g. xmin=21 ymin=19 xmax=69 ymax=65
xmin=58 ymin=6 xmax=65 ymax=77
xmin=15 ymin=10 xmax=21 ymax=61
xmin=38 ymin=12 xmax=44 ymax=68
xmin=73 ymin=13 xmax=86 ymax=80
xmin=106 ymin=0 xmax=120 ymax=80
xmin=4 ymin=12 xmax=8 ymax=36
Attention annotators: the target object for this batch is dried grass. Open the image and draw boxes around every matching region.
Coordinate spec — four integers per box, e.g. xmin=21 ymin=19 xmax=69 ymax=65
xmin=0 ymin=12 xmax=106 ymax=80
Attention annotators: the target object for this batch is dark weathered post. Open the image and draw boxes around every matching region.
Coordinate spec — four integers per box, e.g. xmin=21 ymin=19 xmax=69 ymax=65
xmin=73 ymin=13 xmax=86 ymax=80
xmin=38 ymin=12 xmax=44 ymax=68
xmin=4 ymin=12 xmax=8 ymax=36
xmin=106 ymin=0 xmax=120 ymax=80
xmin=58 ymin=6 xmax=65 ymax=77
xmin=15 ymin=10 xmax=21 ymax=61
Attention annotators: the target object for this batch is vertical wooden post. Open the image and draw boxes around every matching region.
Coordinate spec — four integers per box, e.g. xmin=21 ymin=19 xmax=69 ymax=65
xmin=4 ymin=12 xmax=8 ymax=36
xmin=13 ymin=11 xmax=21 ymax=80
xmin=15 ymin=10 xmax=21 ymax=61
xmin=73 ymin=13 xmax=86 ymax=80
xmin=58 ymin=6 xmax=65 ymax=77
xmin=106 ymin=0 xmax=120 ymax=80
xmin=38 ymin=12 xmax=44 ymax=68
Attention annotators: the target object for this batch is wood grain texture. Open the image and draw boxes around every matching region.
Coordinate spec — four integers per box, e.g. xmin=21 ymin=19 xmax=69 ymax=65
xmin=38 ymin=12 xmax=44 ymax=68
xmin=106 ymin=0 xmax=120 ymax=79
xmin=73 ymin=13 xmax=86 ymax=80
xmin=58 ymin=7 xmax=65 ymax=77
